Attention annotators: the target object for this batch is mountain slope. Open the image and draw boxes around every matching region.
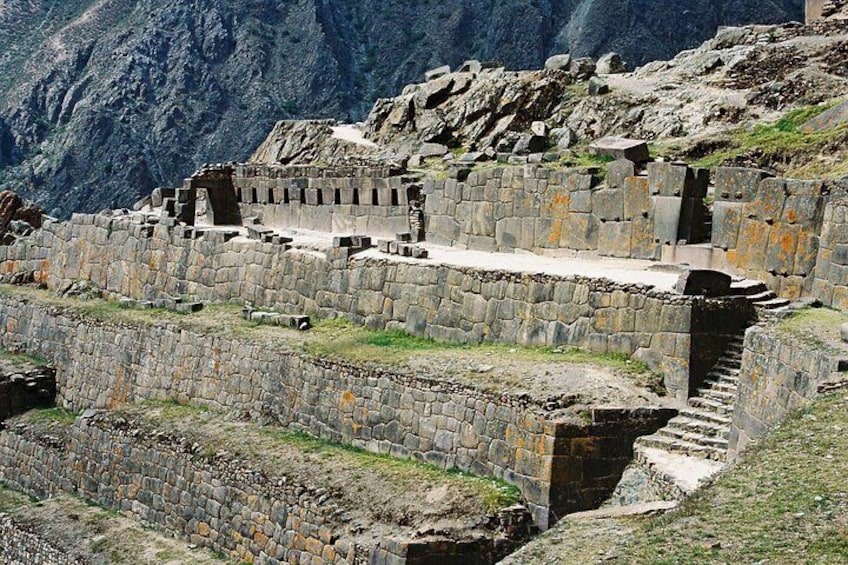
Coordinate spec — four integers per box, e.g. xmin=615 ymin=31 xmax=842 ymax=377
xmin=0 ymin=0 xmax=803 ymax=217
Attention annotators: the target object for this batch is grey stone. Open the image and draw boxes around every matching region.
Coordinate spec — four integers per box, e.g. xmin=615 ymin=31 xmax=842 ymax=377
xmin=457 ymin=59 xmax=482 ymax=74
xmin=588 ymin=137 xmax=649 ymax=163
xmin=596 ymin=52 xmax=628 ymax=74
xmin=544 ymin=54 xmax=571 ymax=71
xmin=570 ymin=57 xmax=596 ymax=80
xmin=419 ymin=143 xmax=449 ymax=157
xmin=674 ymin=270 xmax=732 ymax=297
xmin=424 ymin=65 xmax=451 ymax=81
xmin=588 ymin=77 xmax=610 ymax=96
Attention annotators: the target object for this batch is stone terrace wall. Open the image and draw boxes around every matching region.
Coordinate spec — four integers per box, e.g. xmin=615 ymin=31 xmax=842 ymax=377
xmin=711 ymin=168 xmax=829 ymax=300
xmin=422 ymin=161 xmax=709 ymax=259
xmin=811 ymin=198 xmax=848 ymax=309
xmin=729 ymin=324 xmax=848 ymax=458
xmin=0 ymin=514 xmax=79 ymax=565
xmin=234 ymin=164 xmax=418 ymax=238
xmin=0 ymin=297 xmax=672 ymax=528
xmin=0 ymin=214 xmax=711 ymax=398
xmin=0 ymin=414 xmax=495 ymax=565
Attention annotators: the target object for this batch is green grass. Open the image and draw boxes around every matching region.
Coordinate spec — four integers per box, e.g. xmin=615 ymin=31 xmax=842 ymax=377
xmin=260 ymin=427 xmax=521 ymax=512
xmin=615 ymin=393 xmax=848 ymax=564
xmin=0 ymin=349 xmax=49 ymax=367
xmin=0 ymin=483 xmax=32 ymax=511
xmin=691 ymin=102 xmax=848 ymax=176
xmin=307 ymin=317 xmax=656 ymax=379
xmin=776 ymin=307 xmax=848 ymax=353
xmin=25 ymin=407 xmax=77 ymax=425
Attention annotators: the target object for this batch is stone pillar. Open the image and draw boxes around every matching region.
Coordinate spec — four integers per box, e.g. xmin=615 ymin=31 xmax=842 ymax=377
xmin=806 ymin=0 xmax=825 ymax=23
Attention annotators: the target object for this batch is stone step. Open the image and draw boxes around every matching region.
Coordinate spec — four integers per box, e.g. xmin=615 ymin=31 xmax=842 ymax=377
xmin=705 ymin=374 xmax=740 ymax=387
xmin=700 ymin=379 xmax=738 ymax=394
xmin=679 ymin=407 xmax=732 ymax=427
xmin=662 ymin=416 xmax=730 ymax=438
xmin=634 ymin=434 xmax=726 ymax=461
xmin=632 ymin=447 xmax=725 ymax=499
xmin=753 ymin=297 xmax=792 ymax=310
xmin=657 ymin=427 xmax=730 ymax=449
xmin=729 ymin=280 xmax=768 ymax=296
xmin=688 ymin=396 xmax=734 ymax=416
xmin=699 ymin=389 xmax=737 ymax=405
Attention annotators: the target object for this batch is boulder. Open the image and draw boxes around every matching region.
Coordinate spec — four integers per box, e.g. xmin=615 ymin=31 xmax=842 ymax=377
xmin=544 ymin=53 xmax=572 ymax=71
xmin=596 ymin=52 xmax=628 ymax=74
xmin=531 ymin=121 xmax=548 ymax=136
xmin=570 ymin=57 xmax=596 ymax=80
xmin=588 ymin=77 xmax=610 ymax=96
xmin=424 ymin=65 xmax=451 ymax=81
xmin=458 ymin=60 xmax=482 ymax=74
xmin=551 ymin=128 xmax=577 ymax=149
xmin=419 ymin=142 xmax=449 ymax=157
xmin=513 ymin=134 xmax=547 ymax=155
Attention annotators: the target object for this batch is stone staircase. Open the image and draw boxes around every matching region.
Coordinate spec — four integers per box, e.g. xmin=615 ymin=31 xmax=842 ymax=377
xmin=630 ymin=334 xmax=745 ymax=499
xmin=729 ymin=279 xmax=791 ymax=311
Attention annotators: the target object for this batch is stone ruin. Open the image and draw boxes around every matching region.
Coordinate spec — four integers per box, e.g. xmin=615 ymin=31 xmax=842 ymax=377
xmin=2 ymin=32 xmax=848 ymax=565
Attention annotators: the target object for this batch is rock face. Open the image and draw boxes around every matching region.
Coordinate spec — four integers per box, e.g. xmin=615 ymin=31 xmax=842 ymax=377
xmin=0 ymin=0 xmax=802 ymax=217
xmin=0 ymin=191 xmax=45 ymax=244
xmin=364 ymin=69 xmax=573 ymax=152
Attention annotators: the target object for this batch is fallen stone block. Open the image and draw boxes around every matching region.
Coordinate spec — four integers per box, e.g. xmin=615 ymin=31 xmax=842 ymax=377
xmin=246 ymin=225 xmax=274 ymax=241
xmin=377 ymin=239 xmax=391 ymax=253
xmin=412 ymin=247 xmax=429 ymax=259
xmin=588 ymin=77 xmax=610 ymax=95
xmin=396 ymin=232 xmax=413 ymax=243
xmin=596 ymin=52 xmax=628 ymax=74
xmin=352 ymin=235 xmax=372 ymax=248
xmin=457 ymin=59 xmax=482 ymax=74
xmin=589 ymin=137 xmax=650 ymax=163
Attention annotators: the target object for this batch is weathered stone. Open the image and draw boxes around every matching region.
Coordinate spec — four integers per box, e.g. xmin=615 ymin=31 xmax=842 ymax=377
xmin=424 ymin=65 xmax=451 ymax=81
xmin=544 ymin=54 xmax=571 ymax=71
xmin=596 ymin=52 xmax=628 ymax=74
xmin=589 ymin=137 xmax=649 ymax=163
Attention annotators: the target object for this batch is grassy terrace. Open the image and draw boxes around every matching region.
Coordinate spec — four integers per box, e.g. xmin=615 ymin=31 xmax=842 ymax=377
xmin=506 ymin=392 xmax=848 ymax=564
xmin=655 ymin=102 xmax=848 ymax=179
xmin=0 ymin=285 xmax=665 ymax=402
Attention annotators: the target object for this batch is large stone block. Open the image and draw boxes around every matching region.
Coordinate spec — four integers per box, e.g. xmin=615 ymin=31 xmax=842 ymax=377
xmin=735 ymin=218 xmax=770 ymax=272
xmin=744 ymin=178 xmax=787 ymax=224
xmin=561 ymin=214 xmax=599 ymax=251
xmin=674 ymin=269 xmax=731 ymax=297
xmin=714 ymin=167 xmax=771 ymax=202
xmin=647 ymin=162 xmax=708 ymax=199
xmin=592 ymin=189 xmax=623 ymax=222
xmin=607 ymin=160 xmax=636 ymax=189
xmin=597 ymin=222 xmax=632 ymax=258
xmin=630 ymin=217 xmax=658 ymax=260
xmin=622 ymin=176 xmax=650 ymax=221
xmin=652 ymin=196 xmax=683 ymax=246
xmin=712 ymin=201 xmax=744 ymax=250
xmin=588 ymin=137 xmax=649 ymax=163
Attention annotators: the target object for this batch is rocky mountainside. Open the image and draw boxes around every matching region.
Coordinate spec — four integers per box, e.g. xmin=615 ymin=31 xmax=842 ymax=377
xmin=0 ymin=0 xmax=802 ymax=217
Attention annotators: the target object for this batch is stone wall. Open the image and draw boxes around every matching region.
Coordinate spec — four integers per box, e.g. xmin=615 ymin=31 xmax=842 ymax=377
xmin=0 ymin=296 xmax=674 ymax=528
xmin=233 ymin=164 xmax=419 ymax=237
xmin=0 ymin=514 xmax=79 ymax=565
xmin=0 ymin=214 xmax=716 ymax=398
xmin=422 ymin=161 xmax=708 ymax=259
xmin=729 ymin=324 xmax=848 ymax=458
xmin=0 ymin=413 xmax=498 ymax=565
xmin=712 ymin=168 xmax=828 ymax=300
xmin=811 ymin=198 xmax=848 ymax=309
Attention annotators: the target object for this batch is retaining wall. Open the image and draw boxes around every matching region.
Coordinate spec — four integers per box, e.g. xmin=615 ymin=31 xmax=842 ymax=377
xmin=0 ymin=296 xmax=674 ymax=528
xmin=0 ymin=215 xmax=717 ymax=399
xmin=729 ymin=324 xmax=848 ymax=457
xmin=0 ymin=413 xmax=500 ymax=565
xmin=811 ymin=198 xmax=848 ymax=309
xmin=0 ymin=514 xmax=78 ymax=565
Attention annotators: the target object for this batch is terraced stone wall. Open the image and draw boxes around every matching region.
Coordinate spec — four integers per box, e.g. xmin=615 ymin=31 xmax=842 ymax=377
xmin=729 ymin=325 xmax=848 ymax=458
xmin=0 ymin=297 xmax=673 ymax=528
xmin=0 ymin=514 xmax=77 ymax=565
xmin=233 ymin=164 xmax=419 ymax=238
xmin=0 ymin=215 xmax=709 ymax=397
xmin=0 ymin=414 xmax=498 ymax=564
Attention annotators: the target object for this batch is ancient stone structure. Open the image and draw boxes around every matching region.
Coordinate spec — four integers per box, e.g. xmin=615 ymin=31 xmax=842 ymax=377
xmin=0 ymin=514 xmax=79 ymax=565
xmin=0 ymin=295 xmax=675 ymax=528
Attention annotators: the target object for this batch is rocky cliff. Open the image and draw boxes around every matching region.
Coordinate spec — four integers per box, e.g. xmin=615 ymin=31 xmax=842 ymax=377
xmin=0 ymin=0 xmax=802 ymax=217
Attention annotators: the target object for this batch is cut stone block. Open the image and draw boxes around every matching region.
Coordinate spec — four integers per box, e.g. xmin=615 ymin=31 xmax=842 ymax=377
xmin=588 ymin=137 xmax=649 ymax=163
xmin=714 ymin=167 xmax=771 ymax=202
xmin=674 ymin=270 xmax=731 ymax=297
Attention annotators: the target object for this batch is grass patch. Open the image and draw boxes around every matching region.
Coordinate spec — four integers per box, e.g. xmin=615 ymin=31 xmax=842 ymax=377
xmin=0 ymin=349 xmax=49 ymax=367
xmin=260 ymin=427 xmax=521 ymax=512
xmin=615 ymin=393 xmax=848 ymax=564
xmin=0 ymin=483 xmax=31 ymax=512
xmin=26 ymin=407 xmax=77 ymax=425
xmin=776 ymin=307 xmax=848 ymax=353
xmin=691 ymin=102 xmax=848 ymax=177
xmin=141 ymin=399 xmax=211 ymax=419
